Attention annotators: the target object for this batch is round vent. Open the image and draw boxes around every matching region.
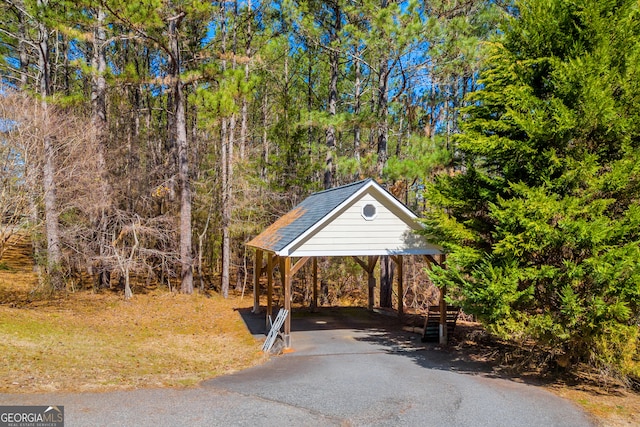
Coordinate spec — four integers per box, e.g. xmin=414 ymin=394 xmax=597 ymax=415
xmin=361 ymin=203 xmax=377 ymax=220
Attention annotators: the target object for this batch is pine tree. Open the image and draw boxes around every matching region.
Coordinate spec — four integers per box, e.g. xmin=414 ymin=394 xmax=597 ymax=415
xmin=424 ymin=0 xmax=640 ymax=376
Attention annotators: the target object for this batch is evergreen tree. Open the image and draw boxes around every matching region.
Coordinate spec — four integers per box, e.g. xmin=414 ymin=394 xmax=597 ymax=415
xmin=424 ymin=0 xmax=640 ymax=376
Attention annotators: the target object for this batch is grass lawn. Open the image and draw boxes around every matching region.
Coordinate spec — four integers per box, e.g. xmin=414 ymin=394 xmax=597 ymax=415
xmin=0 ymin=238 xmax=266 ymax=392
xmin=0 ymin=288 xmax=267 ymax=393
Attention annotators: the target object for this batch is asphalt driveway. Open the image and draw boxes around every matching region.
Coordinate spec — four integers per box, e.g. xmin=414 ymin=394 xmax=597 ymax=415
xmin=0 ymin=308 xmax=596 ymax=426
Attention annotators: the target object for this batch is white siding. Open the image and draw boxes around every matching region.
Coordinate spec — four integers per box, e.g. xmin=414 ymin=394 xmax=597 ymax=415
xmin=287 ymin=191 xmax=439 ymax=256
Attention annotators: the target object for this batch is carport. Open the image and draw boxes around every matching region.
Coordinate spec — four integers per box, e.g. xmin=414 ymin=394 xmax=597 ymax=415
xmin=247 ymin=179 xmax=447 ymax=349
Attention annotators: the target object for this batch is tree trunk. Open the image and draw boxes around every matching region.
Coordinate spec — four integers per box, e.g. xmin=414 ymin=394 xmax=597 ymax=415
xmin=91 ymin=6 xmax=112 ymax=289
xmin=376 ymin=57 xmax=389 ymax=177
xmin=18 ymin=11 xmax=29 ymax=87
xmin=261 ymin=92 xmax=269 ymax=181
xmin=221 ymin=116 xmax=230 ymax=297
xmin=38 ymin=0 xmax=63 ymax=291
xmin=225 ymin=0 xmax=238 ymax=295
xmin=43 ymin=131 xmax=62 ymax=290
xmin=307 ymin=45 xmax=314 ymax=154
xmin=239 ymin=0 xmax=252 ymax=161
xmin=324 ymin=3 xmax=340 ymax=190
xmin=222 ymin=111 xmax=235 ymax=297
xmin=375 ymin=0 xmax=390 ymax=178
xmin=91 ymin=7 xmax=108 ymax=136
xmin=324 ymin=55 xmax=337 ymax=189
xmin=219 ymin=2 xmax=231 ymax=297
xmin=17 ymin=7 xmax=41 ymax=274
xmin=240 ymin=86 xmax=248 ymax=161
xmin=353 ymin=51 xmax=362 ymax=180
xmin=168 ymin=13 xmax=193 ymax=294
xmin=197 ymin=211 xmax=211 ymax=292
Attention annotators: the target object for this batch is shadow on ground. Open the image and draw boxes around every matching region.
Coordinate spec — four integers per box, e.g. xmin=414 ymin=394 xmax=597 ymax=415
xmin=235 ymin=304 xmax=565 ymax=388
xmin=236 ymin=305 xmax=406 ymax=334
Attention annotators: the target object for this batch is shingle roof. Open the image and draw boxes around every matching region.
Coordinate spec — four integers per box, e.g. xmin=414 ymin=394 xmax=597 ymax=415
xmin=246 ymin=179 xmax=373 ymax=253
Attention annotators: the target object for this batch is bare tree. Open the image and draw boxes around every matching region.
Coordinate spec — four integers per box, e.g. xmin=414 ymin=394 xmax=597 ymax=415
xmin=1 ymin=88 xmax=110 ymax=288
xmin=100 ymin=1 xmax=196 ymax=295
xmin=0 ymin=119 xmax=30 ymax=260
xmin=0 ymin=89 xmax=43 ymax=272
xmin=110 ymin=213 xmax=178 ymax=299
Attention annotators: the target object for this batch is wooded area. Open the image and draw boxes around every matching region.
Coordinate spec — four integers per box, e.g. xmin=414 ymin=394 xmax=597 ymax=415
xmin=0 ymin=0 xmax=495 ymax=293
xmin=0 ymin=0 xmax=638 ymax=381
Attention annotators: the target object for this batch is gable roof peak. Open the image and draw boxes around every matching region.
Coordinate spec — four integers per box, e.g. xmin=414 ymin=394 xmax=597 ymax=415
xmin=315 ymin=178 xmax=374 ymax=194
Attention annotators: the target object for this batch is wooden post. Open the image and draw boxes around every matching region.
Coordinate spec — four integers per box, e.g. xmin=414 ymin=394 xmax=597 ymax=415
xmin=283 ymin=256 xmax=292 ymax=348
xmin=438 ymin=254 xmax=447 ymax=345
xmin=266 ymin=253 xmax=274 ymax=326
xmin=368 ymin=273 xmax=375 ymax=311
xmin=439 ymin=285 xmax=447 ymax=345
xmin=367 ymin=255 xmax=380 ymax=310
xmin=253 ymin=249 xmax=263 ymax=313
xmin=367 ymin=256 xmax=377 ymax=311
xmin=393 ymin=255 xmax=404 ymax=318
xmin=279 ymin=257 xmax=286 ymax=290
xmin=312 ymin=257 xmax=318 ymax=311
xmin=353 ymin=256 xmax=379 ymax=311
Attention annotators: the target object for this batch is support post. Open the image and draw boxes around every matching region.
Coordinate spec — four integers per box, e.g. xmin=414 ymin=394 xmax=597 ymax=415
xmin=368 ymin=273 xmax=375 ymax=311
xmin=367 ymin=255 xmax=380 ymax=311
xmin=253 ymin=249 xmax=263 ymax=313
xmin=438 ymin=254 xmax=447 ymax=345
xmin=393 ymin=255 xmax=404 ymax=318
xmin=312 ymin=257 xmax=318 ymax=311
xmin=279 ymin=257 xmax=286 ymax=290
xmin=353 ymin=256 xmax=379 ymax=311
xmin=367 ymin=256 xmax=378 ymax=311
xmin=283 ymin=256 xmax=292 ymax=348
xmin=266 ymin=253 xmax=274 ymax=327
xmin=439 ymin=284 xmax=447 ymax=345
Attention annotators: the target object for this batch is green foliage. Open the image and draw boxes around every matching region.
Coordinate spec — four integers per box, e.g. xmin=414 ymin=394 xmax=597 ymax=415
xmin=195 ymin=68 xmax=253 ymax=120
xmin=384 ymin=135 xmax=451 ymax=181
xmin=105 ymin=0 xmax=164 ymax=31
xmin=267 ymin=111 xmax=322 ymax=195
xmin=336 ymin=152 xmax=377 ymax=179
xmin=424 ymin=0 xmax=640 ymax=377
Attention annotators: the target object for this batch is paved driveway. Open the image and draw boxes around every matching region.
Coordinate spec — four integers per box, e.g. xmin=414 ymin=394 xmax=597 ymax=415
xmin=0 ymin=308 xmax=596 ymax=426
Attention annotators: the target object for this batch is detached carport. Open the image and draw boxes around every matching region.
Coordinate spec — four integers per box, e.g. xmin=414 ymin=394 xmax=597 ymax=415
xmin=247 ymin=179 xmax=447 ymax=349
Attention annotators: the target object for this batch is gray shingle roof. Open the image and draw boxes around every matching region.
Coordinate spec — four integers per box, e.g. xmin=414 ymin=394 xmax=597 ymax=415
xmin=247 ymin=179 xmax=373 ymax=252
